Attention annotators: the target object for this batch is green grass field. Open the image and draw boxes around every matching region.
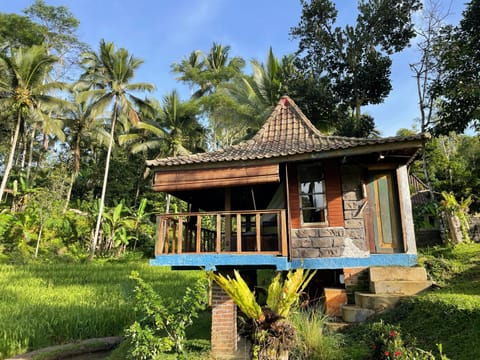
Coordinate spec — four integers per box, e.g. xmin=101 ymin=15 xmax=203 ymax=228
xmin=0 ymin=261 xmax=209 ymax=359
xmin=1 ymin=243 xmax=479 ymax=359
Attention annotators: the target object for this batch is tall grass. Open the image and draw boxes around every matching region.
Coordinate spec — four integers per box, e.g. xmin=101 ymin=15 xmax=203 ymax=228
xmin=0 ymin=262 xmax=208 ymax=359
xmin=290 ymin=308 xmax=345 ymax=360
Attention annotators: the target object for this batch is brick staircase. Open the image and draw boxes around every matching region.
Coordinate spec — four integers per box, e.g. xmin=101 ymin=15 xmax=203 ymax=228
xmin=342 ymin=266 xmax=432 ymax=323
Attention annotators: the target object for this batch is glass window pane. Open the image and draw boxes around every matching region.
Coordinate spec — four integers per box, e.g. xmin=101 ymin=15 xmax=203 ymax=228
xmin=313 ymin=180 xmax=324 ymax=193
xmin=302 ymin=209 xmax=325 ymax=223
xmin=298 ymin=163 xmax=327 ymax=224
xmin=312 ymin=193 xmax=326 ymax=209
xmin=301 ymin=194 xmax=314 ymax=208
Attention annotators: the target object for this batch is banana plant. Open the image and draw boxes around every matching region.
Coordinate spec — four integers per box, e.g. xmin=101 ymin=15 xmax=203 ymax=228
xmin=101 ymin=201 xmax=129 ymax=255
xmin=124 ymin=198 xmax=152 ymax=251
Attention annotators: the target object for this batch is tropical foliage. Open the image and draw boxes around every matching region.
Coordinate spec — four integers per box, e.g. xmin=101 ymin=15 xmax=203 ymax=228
xmin=209 ymin=269 xmax=316 ymax=360
xmin=125 ymin=271 xmax=208 ymax=359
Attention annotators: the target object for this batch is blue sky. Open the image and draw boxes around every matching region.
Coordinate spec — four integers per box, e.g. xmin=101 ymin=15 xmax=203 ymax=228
xmin=2 ymin=0 xmax=466 ymax=136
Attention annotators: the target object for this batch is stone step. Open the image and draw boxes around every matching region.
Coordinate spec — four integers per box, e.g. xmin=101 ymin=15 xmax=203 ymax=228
xmin=369 ymin=266 xmax=428 ymax=282
xmin=354 ymin=292 xmax=406 ymax=312
xmin=370 ymin=280 xmax=432 ymax=295
xmin=324 ymin=321 xmax=352 ymax=332
xmin=342 ymin=305 xmax=375 ymax=323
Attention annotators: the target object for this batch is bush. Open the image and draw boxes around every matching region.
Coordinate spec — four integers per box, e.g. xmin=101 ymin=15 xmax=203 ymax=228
xmin=364 ymin=321 xmax=448 ymax=360
xmin=125 ymin=271 xmax=209 ymax=360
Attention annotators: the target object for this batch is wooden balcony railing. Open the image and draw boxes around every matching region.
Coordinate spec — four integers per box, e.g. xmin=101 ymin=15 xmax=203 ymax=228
xmin=155 ymin=209 xmax=288 ymax=256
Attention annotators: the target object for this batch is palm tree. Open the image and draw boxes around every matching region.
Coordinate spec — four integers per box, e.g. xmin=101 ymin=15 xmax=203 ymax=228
xmin=172 ymin=42 xmax=245 ymax=99
xmin=62 ymin=92 xmax=109 ymax=212
xmin=226 ymin=48 xmax=296 ymax=133
xmin=77 ymin=40 xmax=154 ymax=259
xmin=0 ymin=45 xmax=65 ymax=202
xmin=159 ymin=90 xmax=205 ymax=156
xmin=172 ymin=43 xmax=244 ymax=149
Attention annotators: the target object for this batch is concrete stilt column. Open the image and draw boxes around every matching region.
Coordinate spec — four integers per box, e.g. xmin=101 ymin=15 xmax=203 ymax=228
xmin=211 ymin=282 xmax=238 ymax=356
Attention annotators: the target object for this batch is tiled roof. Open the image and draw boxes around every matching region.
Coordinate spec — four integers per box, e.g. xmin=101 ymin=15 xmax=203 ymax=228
xmin=147 ymin=96 xmax=427 ymax=168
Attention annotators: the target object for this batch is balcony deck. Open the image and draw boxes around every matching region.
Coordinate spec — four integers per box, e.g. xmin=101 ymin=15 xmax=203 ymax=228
xmin=150 ymin=209 xmax=289 ymax=270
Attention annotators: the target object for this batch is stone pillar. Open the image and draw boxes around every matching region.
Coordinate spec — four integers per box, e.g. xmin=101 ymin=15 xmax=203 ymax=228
xmin=211 ymin=282 xmax=237 ymax=356
xmin=397 ymin=165 xmax=417 ymax=254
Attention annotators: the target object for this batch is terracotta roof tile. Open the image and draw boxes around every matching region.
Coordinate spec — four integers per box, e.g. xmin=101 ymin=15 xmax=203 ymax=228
xmin=147 ymin=96 xmax=427 ymax=168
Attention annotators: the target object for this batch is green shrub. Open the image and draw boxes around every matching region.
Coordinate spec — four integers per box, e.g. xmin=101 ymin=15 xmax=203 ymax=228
xmin=125 ymin=271 xmax=208 ymax=360
xmin=364 ymin=321 xmax=448 ymax=360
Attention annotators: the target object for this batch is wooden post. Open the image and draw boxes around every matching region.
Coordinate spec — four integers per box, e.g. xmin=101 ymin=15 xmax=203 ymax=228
xmin=216 ymin=214 xmax=222 ymax=253
xmin=156 ymin=216 xmax=164 ymax=255
xmin=164 ymin=219 xmax=170 ymax=254
xmin=397 ymin=165 xmax=417 ymax=254
xmin=177 ymin=217 xmax=183 ymax=254
xmin=171 ymin=222 xmax=177 ymax=254
xmin=236 ymin=214 xmax=242 ymax=252
xmin=280 ymin=210 xmax=288 ymax=256
xmin=224 ymin=188 xmax=231 ymax=250
xmin=256 ymin=213 xmax=261 ymax=252
xmin=196 ymin=215 xmax=202 ymax=253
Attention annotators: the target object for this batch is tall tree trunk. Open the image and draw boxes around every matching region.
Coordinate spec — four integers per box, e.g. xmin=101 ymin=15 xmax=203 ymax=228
xmin=35 ymin=221 xmax=44 ymax=258
xmin=64 ymin=135 xmax=82 ymax=213
xmin=63 ymin=171 xmax=77 ymax=213
xmin=91 ymin=105 xmax=117 ymax=259
xmin=0 ymin=112 xmax=22 ymax=202
xmin=26 ymin=128 xmax=36 ymax=181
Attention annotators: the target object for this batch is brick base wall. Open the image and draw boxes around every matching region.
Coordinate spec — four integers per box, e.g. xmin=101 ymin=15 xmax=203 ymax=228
xmin=211 ymin=282 xmax=237 ymax=355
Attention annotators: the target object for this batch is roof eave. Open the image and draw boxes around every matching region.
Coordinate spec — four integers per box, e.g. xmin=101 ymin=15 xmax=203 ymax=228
xmin=150 ymin=137 xmax=425 ymax=173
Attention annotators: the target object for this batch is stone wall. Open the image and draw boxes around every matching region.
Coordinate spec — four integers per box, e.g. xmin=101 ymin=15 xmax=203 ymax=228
xmin=291 ymin=164 xmax=369 ymax=258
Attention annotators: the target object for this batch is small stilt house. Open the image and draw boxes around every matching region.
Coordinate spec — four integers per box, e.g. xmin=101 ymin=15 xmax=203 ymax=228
xmin=147 ymin=96 xmax=427 ymax=355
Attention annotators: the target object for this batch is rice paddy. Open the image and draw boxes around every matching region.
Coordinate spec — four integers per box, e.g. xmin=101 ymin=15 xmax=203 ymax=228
xmin=0 ymin=262 xmax=207 ymax=359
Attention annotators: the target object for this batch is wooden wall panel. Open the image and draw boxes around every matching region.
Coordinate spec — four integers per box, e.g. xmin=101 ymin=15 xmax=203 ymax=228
xmin=153 ymin=164 xmax=279 ymax=192
xmin=287 ymin=164 xmax=301 ymax=229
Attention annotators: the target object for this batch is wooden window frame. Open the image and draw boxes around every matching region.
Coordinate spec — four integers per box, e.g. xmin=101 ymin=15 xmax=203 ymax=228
xmin=298 ymin=163 xmax=329 ymax=227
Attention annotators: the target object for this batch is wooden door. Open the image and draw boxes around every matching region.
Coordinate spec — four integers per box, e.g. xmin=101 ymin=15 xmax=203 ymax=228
xmin=366 ymin=173 xmax=403 ymax=253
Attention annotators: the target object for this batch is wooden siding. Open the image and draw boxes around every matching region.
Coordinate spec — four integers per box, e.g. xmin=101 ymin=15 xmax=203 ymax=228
xmin=325 ymin=160 xmax=344 ymax=227
xmin=153 ymin=164 xmax=280 ymax=192
xmin=287 ymin=164 xmax=301 ymax=229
